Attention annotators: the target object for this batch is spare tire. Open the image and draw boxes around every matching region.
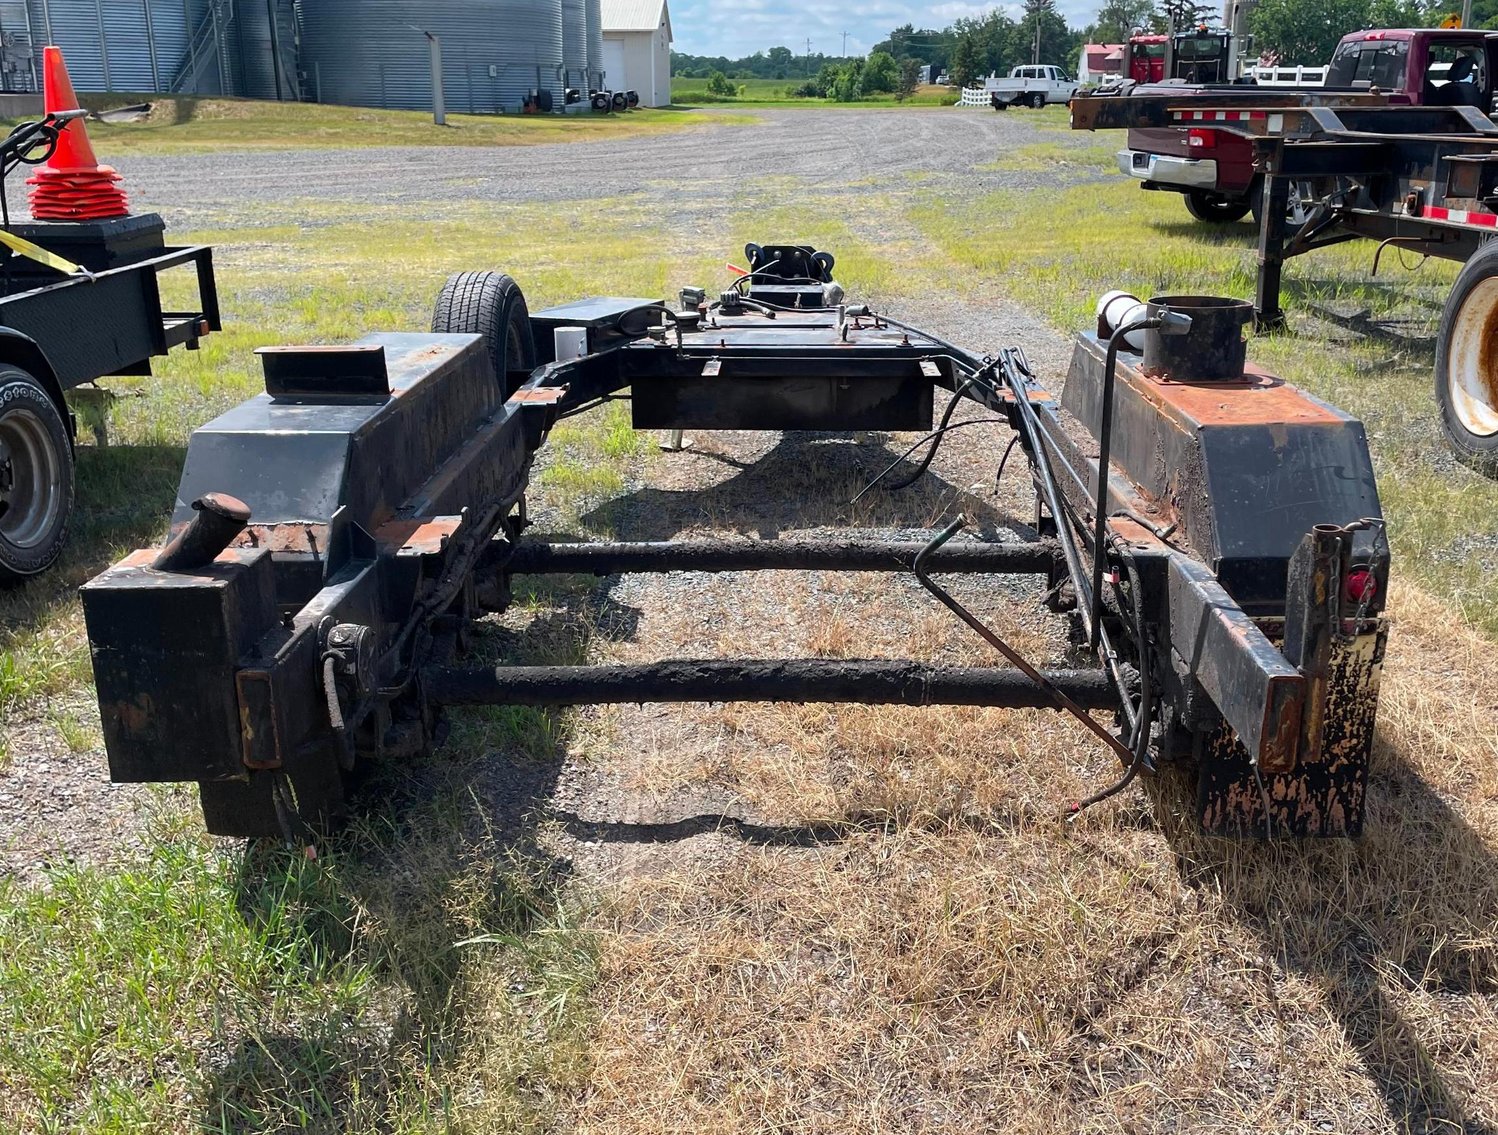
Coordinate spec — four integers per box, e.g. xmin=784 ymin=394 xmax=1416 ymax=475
xmin=432 ymin=271 xmax=537 ymax=398
xmin=625 ymin=90 xmax=640 ymax=108
xmin=1435 ymin=241 xmax=1498 ymax=477
xmin=611 ymin=90 xmax=628 ymax=110
xmin=591 ymin=91 xmax=611 ymax=112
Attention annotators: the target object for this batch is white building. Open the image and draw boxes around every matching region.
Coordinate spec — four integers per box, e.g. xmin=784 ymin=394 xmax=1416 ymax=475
xmin=600 ymin=0 xmax=672 ymax=107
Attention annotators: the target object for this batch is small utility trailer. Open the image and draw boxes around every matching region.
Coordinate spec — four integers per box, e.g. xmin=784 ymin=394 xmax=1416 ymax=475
xmin=0 ymin=111 xmax=219 ymax=579
xmin=81 ymin=246 xmax=1389 ymax=842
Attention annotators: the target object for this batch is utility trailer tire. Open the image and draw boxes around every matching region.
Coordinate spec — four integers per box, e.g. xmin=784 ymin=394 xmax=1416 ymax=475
xmin=1184 ymin=189 xmax=1252 ymax=224
xmin=0 ymin=367 xmax=73 ymax=583
xmin=1435 ymin=243 xmax=1498 ymax=477
xmin=432 ymin=271 xmax=538 ymax=398
xmin=1028 ymin=92 xmax=1046 ymax=109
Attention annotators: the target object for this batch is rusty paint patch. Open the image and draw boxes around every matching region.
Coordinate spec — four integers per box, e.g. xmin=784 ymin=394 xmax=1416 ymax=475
xmin=1127 ymin=358 xmax=1344 ymax=428
xmin=375 ymin=516 xmax=462 ymax=556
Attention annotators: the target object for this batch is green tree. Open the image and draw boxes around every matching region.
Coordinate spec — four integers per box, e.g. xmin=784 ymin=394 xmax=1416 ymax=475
xmin=1158 ymin=0 xmax=1210 ymax=28
xmin=861 ymin=50 xmax=901 ymax=93
xmin=831 ymin=59 xmax=865 ymax=100
xmin=1089 ymin=0 xmax=1157 ymax=40
xmin=767 ymin=45 xmax=795 ymax=78
xmin=705 ymin=70 xmax=740 ymax=97
xmin=1247 ymin=0 xmax=1380 ymax=62
xmin=1019 ymin=0 xmax=1082 ymax=67
xmin=949 ymin=31 xmax=985 ymax=85
xmin=895 ymin=56 xmax=922 ymax=99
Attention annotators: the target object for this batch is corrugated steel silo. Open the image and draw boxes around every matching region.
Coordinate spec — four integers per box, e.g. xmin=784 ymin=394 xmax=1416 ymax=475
xmin=584 ymin=0 xmax=602 ymax=89
xmin=26 ymin=0 xmax=202 ymax=92
xmin=234 ymin=0 xmax=299 ymax=99
xmin=299 ymin=0 xmax=564 ymax=114
xmin=560 ymin=0 xmax=586 ymax=90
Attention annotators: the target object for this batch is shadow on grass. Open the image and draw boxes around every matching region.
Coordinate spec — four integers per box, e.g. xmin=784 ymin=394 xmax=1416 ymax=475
xmin=0 ymin=442 xmax=181 ymax=642
xmin=1143 ymin=754 xmax=1498 ymax=1134
xmin=582 ymin=430 xmax=1031 ymax=542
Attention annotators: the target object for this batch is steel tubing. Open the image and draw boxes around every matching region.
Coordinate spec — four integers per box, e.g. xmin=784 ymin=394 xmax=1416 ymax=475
xmin=501 ymin=538 xmax=1060 ymax=576
xmin=423 ymin=658 xmax=1118 ymax=709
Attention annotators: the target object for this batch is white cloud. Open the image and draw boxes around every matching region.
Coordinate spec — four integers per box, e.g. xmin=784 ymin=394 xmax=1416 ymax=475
xmin=671 ymin=0 xmax=1100 ymax=58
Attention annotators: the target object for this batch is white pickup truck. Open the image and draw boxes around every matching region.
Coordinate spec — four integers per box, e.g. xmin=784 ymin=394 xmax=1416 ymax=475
xmin=988 ymin=65 xmax=1079 ymax=109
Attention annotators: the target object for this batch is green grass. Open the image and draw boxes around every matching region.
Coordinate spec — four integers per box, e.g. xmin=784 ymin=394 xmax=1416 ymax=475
xmin=62 ymin=95 xmax=742 ymax=156
xmin=670 ymin=77 xmax=958 ymax=108
xmin=908 ymin=172 xmax=1498 ymax=635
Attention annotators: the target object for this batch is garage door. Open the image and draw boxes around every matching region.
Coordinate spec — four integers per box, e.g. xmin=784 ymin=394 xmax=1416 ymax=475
xmin=603 ymin=38 xmax=626 ymax=91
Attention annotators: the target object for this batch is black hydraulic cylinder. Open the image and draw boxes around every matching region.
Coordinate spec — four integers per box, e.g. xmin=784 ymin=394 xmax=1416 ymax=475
xmin=501 ymin=538 xmax=1061 ymax=577
xmin=423 ymin=658 xmax=1118 ymax=710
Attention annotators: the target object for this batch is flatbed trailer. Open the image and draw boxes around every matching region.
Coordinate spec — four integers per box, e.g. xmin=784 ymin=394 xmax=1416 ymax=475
xmin=80 ymin=246 xmax=1390 ymax=844
xmin=1072 ymin=88 xmax=1498 ymax=474
xmin=1191 ymin=102 xmax=1498 ymax=475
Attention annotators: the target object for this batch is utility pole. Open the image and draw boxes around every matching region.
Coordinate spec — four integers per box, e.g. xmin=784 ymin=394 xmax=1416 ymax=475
xmin=842 ymin=31 xmax=849 ymax=58
xmin=805 ymin=37 xmax=812 ymax=76
xmin=1032 ymin=17 xmax=1040 ymax=64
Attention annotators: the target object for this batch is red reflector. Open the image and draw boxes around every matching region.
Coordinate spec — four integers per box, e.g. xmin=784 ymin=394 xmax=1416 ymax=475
xmin=1187 ymin=127 xmax=1215 ymax=149
xmin=1345 ymin=569 xmax=1377 ymax=605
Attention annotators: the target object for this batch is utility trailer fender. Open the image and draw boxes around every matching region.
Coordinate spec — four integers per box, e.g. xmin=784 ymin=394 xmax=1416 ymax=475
xmin=81 ymin=250 xmax=1389 ymax=842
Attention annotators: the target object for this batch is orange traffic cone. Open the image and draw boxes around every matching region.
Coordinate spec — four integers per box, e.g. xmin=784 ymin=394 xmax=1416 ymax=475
xmin=27 ymin=46 xmax=130 ymax=221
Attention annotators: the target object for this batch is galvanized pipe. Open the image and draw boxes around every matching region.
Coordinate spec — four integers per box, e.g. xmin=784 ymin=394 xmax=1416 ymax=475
xmin=501 ymin=537 xmax=1061 ymax=577
xmin=423 ymin=659 xmax=1119 ymax=710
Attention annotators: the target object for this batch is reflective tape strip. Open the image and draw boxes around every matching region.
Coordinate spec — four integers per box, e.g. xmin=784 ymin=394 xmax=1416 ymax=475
xmin=1424 ymin=205 xmax=1498 ymax=228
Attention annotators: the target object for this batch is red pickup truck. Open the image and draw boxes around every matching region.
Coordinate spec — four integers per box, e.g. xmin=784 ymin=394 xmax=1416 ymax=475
xmin=1118 ymin=28 xmax=1498 ymax=222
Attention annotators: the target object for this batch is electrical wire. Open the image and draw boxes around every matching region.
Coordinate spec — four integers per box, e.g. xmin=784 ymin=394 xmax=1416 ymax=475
xmin=848 ymin=416 xmax=1008 ymax=505
xmin=879 ymin=379 xmax=975 ymax=492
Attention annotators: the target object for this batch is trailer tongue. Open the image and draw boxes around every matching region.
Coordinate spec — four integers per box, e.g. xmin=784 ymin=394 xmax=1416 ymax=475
xmin=80 ymin=249 xmax=1389 ymax=840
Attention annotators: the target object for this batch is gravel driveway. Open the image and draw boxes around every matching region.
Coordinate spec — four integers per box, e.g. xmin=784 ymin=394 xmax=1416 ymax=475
xmin=111 ymin=106 xmax=1108 ymax=219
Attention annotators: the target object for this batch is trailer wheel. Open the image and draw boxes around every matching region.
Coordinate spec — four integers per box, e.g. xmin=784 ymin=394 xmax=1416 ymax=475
xmin=0 ymin=367 xmax=73 ymax=583
xmin=1028 ymin=92 xmax=1046 ymax=109
xmin=1435 ymin=242 xmax=1498 ymax=476
xmin=432 ymin=271 xmax=537 ymax=398
xmin=1184 ymin=189 xmax=1252 ymax=224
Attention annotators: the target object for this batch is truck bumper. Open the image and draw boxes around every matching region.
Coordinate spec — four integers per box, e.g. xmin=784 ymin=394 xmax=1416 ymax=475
xmin=1117 ymin=149 xmax=1219 ymax=189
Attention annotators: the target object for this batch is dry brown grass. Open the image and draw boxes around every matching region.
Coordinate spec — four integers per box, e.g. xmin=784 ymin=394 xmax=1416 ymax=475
xmin=546 ymin=417 xmax=1498 ymax=1134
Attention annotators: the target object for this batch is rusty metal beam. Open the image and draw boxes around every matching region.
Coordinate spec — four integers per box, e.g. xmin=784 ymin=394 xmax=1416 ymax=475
xmin=423 ymin=659 xmax=1118 ymax=710
xmin=500 ymin=538 xmax=1061 ymax=577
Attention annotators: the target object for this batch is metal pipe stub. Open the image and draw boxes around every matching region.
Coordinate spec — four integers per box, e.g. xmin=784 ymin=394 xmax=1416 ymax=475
xmin=152 ymin=493 xmax=252 ymax=571
xmin=422 ymin=658 xmax=1119 ymax=710
xmin=501 ymin=537 xmax=1063 ymax=577
xmin=1142 ymin=296 xmax=1253 ymax=382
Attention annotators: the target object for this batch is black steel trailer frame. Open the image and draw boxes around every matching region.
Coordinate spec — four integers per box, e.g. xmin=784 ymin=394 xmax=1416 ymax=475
xmin=80 ymin=247 xmax=1390 ymax=842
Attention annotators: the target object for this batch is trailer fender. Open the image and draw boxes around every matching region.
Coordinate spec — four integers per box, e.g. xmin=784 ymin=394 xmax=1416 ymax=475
xmin=0 ymin=328 xmax=71 ymax=443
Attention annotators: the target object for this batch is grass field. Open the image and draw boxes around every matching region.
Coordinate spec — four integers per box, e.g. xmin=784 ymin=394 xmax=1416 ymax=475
xmin=0 ymin=114 xmax=1495 ymax=1133
xmin=63 ymin=96 xmax=738 ymax=155
xmin=669 ymin=77 xmax=958 ymax=107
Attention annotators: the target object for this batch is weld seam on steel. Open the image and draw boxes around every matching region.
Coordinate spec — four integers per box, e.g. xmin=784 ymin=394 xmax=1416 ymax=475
xmin=423 ymin=660 xmax=1118 ymax=709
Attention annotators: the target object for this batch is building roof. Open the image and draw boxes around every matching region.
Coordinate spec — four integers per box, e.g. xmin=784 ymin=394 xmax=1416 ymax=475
xmin=600 ymin=0 xmax=671 ymax=36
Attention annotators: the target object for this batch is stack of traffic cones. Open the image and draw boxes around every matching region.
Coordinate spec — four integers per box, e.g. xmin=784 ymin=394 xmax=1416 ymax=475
xmin=27 ymin=46 xmax=130 ymax=221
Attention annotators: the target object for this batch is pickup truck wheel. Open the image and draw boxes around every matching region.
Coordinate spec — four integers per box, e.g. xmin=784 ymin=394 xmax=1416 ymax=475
xmin=0 ymin=367 xmax=74 ymax=583
xmin=1184 ymin=189 xmax=1252 ymax=224
xmin=1249 ymin=178 xmax=1319 ymax=228
xmin=1435 ymin=243 xmax=1498 ymax=477
xmin=433 ymin=271 xmax=538 ymax=398
xmin=1028 ymin=92 xmax=1046 ymax=109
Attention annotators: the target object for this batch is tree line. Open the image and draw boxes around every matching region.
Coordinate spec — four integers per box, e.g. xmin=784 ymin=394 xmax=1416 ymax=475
xmin=675 ymin=0 xmax=1494 ymax=100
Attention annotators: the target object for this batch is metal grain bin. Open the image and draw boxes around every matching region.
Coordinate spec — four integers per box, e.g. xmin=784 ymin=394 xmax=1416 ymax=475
xmin=560 ymin=0 xmax=585 ymax=90
xmin=584 ymin=0 xmax=602 ymax=89
xmin=299 ymin=0 xmax=565 ymax=114
xmin=235 ymin=0 xmax=299 ymax=99
xmin=26 ymin=0 xmax=205 ymax=93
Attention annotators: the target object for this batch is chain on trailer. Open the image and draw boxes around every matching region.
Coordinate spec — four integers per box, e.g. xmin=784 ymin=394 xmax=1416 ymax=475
xmin=79 ymin=244 xmax=1391 ymax=845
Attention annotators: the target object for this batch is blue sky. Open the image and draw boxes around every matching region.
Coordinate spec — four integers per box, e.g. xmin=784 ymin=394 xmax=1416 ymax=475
xmin=668 ymin=0 xmax=1100 ymax=59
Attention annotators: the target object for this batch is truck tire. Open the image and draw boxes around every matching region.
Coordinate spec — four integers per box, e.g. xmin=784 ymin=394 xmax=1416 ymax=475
xmin=1184 ymin=189 xmax=1252 ymax=224
xmin=432 ymin=271 xmax=537 ymax=398
xmin=1435 ymin=242 xmax=1498 ymax=477
xmin=1028 ymin=92 xmax=1046 ymax=109
xmin=1248 ymin=177 xmax=1319 ymax=228
xmin=0 ymin=366 xmax=74 ymax=583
